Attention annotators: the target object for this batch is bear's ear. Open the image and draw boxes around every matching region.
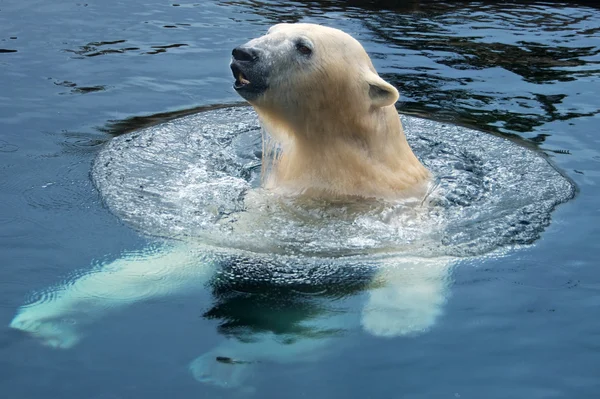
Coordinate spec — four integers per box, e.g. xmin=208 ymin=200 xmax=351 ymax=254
xmin=366 ymin=72 xmax=399 ymax=108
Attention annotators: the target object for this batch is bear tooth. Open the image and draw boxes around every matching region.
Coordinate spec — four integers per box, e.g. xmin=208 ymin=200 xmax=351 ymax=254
xmin=238 ymin=72 xmax=250 ymax=85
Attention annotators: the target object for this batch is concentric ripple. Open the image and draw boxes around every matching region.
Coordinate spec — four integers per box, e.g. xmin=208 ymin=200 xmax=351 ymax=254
xmin=92 ymin=107 xmax=574 ymax=260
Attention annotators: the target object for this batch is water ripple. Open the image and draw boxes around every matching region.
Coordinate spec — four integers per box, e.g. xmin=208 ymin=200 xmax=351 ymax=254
xmin=0 ymin=140 xmax=18 ymax=152
xmin=63 ymin=39 xmax=188 ymax=58
xmin=93 ymin=107 xmax=574 ymax=260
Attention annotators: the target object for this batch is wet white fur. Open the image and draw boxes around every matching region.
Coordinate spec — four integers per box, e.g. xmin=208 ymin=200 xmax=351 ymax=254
xmin=242 ymin=23 xmax=431 ymax=199
xmin=10 ymin=245 xmax=216 ymax=348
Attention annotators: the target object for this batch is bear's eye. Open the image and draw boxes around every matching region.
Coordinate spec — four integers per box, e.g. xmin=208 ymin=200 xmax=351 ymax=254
xmin=295 ymin=42 xmax=312 ymax=56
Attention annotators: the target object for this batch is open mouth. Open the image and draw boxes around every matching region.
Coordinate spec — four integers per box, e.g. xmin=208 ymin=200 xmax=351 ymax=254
xmin=230 ymin=60 xmax=266 ymax=100
xmin=231 ymin=63 xmax=251 ymax=90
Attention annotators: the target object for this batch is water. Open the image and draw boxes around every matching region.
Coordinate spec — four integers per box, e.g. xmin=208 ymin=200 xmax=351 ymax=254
xmin=92 ymin=107 xmax=572 ymax=257
xmin=1 ymin=1 xmax=599 ymax=398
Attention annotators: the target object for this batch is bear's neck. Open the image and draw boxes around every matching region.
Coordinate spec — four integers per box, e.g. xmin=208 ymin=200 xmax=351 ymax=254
xmin=257 ymin=107 xmax=431 ymax=200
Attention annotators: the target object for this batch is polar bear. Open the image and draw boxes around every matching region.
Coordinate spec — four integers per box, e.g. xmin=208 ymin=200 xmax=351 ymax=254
xmin=10 ymin=24 xmax=454 ymax=388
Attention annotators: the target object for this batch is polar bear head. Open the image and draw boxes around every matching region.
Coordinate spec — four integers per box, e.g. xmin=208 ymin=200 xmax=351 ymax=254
xmin=230 ymin=23 xmax=430 ymax=199
xmin=231 ymin=23 xmax=399 ymax=125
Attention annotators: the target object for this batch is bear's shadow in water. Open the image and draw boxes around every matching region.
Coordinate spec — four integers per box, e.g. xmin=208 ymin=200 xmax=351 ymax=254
xmin=195 ymin=246 xmax=454 ymax=388
xmin=191 ymin=254 xmax=440 ymax=388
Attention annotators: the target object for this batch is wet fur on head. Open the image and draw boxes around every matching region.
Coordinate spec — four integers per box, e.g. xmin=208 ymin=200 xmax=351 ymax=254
xmin=233 ymin=23 xmax=431 ymax=200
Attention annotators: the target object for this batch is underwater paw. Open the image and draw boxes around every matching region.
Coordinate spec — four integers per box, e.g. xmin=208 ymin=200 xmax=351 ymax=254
xmin=361 ymin=303 xmax=441 ymax=337
xmin=9 ymin=309 xmax=81 ymax=349
xmin=361 ymin=283 xmax=445 ymax=337
xmin=189 ymin=352 xmax=254 ymax=390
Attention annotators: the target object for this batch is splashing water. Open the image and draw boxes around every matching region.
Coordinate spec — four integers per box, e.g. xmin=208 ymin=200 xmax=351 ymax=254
xmin=93 ymin=106 xmax=574 ymax=261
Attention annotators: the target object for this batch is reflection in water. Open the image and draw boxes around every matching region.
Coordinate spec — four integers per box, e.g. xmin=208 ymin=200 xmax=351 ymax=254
xmin=367 ymin=8 xmax=600 ymax=135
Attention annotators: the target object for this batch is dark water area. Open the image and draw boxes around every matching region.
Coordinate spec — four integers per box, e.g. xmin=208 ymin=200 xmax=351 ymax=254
xmin=0 ymin=1 xmax=599 ymax=398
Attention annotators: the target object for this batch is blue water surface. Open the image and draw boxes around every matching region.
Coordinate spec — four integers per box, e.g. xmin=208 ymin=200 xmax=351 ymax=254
xmin=1 ymin=1 xmax=599 ymax=398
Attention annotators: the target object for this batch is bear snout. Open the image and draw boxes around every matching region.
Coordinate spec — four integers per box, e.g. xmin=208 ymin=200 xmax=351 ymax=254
xmin=232 ymin=46 xmax=260 ymax=63
xmin=230 ymin=43 xmax=269 ymax=101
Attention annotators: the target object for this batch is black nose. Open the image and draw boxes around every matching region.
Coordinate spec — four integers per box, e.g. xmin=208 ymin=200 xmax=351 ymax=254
xmin=232 ymin=46 xmax=259 ymax=62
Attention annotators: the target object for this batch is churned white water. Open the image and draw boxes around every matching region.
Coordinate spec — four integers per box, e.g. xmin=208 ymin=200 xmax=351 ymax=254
xmin=93 ymin=106 xmax=574 ymax=261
